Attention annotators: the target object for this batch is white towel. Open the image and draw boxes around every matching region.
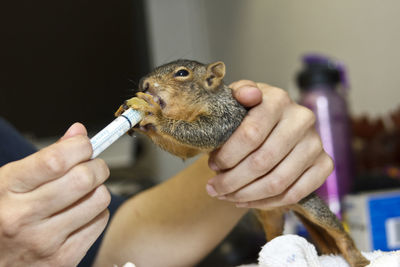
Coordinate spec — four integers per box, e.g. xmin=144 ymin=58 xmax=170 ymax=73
xmin=254 ymin=234 xmax=400 ymax=267
xmin=120 ymin=234 xmax=400 ymax=267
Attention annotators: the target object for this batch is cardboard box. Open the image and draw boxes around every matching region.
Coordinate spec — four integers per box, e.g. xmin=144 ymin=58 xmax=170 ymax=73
xmin=344 ymin=190 xmax=400 ymax=251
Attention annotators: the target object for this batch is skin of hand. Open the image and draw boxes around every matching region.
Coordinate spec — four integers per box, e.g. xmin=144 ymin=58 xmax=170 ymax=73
xmin=207 ymin=80 xmax=334 ymax=209
xmin=0 ymin=123 xmax=111 ymax=267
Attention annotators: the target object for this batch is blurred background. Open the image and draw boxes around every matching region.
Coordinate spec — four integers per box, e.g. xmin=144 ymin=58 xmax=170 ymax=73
xmin=1 ymin=0 xmax=400 ymax=266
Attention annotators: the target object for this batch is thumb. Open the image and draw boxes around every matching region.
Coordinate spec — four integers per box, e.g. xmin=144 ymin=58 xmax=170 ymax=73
xmin=60 ymin=122 xmax=88 ymax=141
xmin=229 ymin=80 xmax=262 ymax=107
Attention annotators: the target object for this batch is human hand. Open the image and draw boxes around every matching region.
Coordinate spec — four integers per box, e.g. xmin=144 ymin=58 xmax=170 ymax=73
xmin=0 ymin=123 xmax=111 ymax=266
xmin=206 ymin=80 xmax=333 ymax=209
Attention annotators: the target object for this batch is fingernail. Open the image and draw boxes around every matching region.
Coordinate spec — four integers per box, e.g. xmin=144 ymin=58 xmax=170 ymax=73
xmin=241 ymin=85 xmax=258 ymax=92
xmin=236 ymin=202 xmax=248 ymax=208
xmin=206 ymin=184 xmax=218 ymax=197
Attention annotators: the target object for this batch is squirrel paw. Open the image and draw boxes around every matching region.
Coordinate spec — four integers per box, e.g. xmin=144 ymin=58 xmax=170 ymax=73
xmin=132 ymin=92 xmax=161 ymax=117
xmin=135 ymin=92 xmax=162 ymax=115
xmin=115 ymin=93 xmax=163 ymax=132
xmin=135 ymin=92 xmax=162 ymax=131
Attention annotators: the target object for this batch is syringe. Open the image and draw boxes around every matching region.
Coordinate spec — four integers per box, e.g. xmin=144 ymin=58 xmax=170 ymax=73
xmin=90 ymin=109 xmax=143 ymax=159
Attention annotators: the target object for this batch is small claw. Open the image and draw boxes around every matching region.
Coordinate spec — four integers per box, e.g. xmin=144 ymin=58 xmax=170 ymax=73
xmin=115 ymin=97 xmax=149 ymax=116
xmin=115 ymin=105 xmax=126 ymax=117
xmin=137 ymin=92 xmax=160 ymax=108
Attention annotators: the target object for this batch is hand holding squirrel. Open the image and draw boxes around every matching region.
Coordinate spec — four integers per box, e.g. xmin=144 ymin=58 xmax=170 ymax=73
xmin=208 ymin=80 xmax=333 ymax=209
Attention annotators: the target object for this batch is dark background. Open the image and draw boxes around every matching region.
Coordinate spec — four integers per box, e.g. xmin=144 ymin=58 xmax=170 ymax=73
xmin=0 ymin=0 xmax=150 ymax=138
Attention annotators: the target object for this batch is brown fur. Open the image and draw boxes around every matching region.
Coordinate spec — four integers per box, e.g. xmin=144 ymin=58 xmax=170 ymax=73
xmin=117 ymin=59 xmax=369 ymax=267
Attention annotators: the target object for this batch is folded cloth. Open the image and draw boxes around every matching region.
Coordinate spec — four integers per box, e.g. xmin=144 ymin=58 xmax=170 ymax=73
xmin=120 ymin=234 xmax=400 ymax=267
xmin=252 ymin=234 xmax=400 ymax=267
xmin=258 ymin=234 xmax=320 ymax=267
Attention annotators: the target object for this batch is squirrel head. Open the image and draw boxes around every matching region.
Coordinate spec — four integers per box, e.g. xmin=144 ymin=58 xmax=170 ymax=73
xmin=136 ymin=59 xmax=227 ymax=119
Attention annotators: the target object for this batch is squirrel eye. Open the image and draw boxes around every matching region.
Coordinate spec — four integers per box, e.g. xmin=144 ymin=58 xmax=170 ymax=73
xmin=174 ymin=69 xmax=189 ymax=77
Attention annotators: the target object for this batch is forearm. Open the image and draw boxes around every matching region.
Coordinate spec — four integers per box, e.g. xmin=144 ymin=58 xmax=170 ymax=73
xmin=94 ymin=155 xmax=248 ymax=267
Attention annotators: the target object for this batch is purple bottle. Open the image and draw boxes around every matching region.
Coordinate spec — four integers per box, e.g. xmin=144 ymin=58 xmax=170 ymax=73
xmin=296 ymin=54 xmax=353 ymax=218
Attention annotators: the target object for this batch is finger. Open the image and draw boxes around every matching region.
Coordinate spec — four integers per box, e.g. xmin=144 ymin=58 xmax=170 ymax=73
xmin=233 ymin=85 xmax=262 ymax=107
xmin=45 ymin=185 xmax=111 ymax=238
xmin=22 ymin=158 xmax=110 ymax=218
xmin=59 ymin=122 xmax=88 ymax=141
xmin=208 ymin=104 xmax=314 ymax=196
xmin=236 ymin=152 xmax=333 ymax=209
xmin=229 ymin=80 xmax=262 ymax=107
xmin=55 ymin=209 xmax=109 ymax=267
xmin=233 ymin=86 xmax=262 ymax=107
xmin=4 ymin=134 xmax=93 ymax=192
xmin=209 ymin=85 xmax=288 ymax=171
xmin=221 ymin=130 xmax=323 ymax=202
xmin=9 ymin=186 xmax=110 ymax=263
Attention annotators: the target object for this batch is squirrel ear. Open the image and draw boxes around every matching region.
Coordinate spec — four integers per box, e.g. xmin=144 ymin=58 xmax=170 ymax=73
xmin=205 ymin=61 xmax=226 ymax=90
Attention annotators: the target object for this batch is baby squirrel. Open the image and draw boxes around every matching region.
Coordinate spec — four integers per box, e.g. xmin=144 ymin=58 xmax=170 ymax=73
xmin=117 ymin=59 xmax=247 ymax=159
xmin=116 ymin=59 xmax=369 ymax=267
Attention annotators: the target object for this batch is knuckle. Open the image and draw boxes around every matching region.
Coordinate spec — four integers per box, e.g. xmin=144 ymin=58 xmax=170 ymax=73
xmin=309 ymin=135 xmax=324 ymax=156
xmin=26 ymin=235 xmax=57 ymax=257
xmin=0 ymin=215 xmax=21 ymax=237
xmin=241 ymin=122 xmax=263 ymax=148
xmin=323 ymin=154 xmax=335 ymax=174
xmin=214 ymin=178 xmax=236 ymax=195
xmin=0 ymin=205 xmax=32 ymax=237
xmin=26 ymin=238 xmax=43 ymax=255
xmin=213 ymin=157 xmax=230 ymax=171
xmin=103 ymin=208 xmax=110 ymax=220
xmin=72 ymin=165 xmax=96 ymax=192
xmin=212 ymin=156 xmax=226 ymax=170
xmin=41 ymin=149 xmax=67 ymax=175
xmin=249 ymin=150 xmax=273 ymax=173
xmin=2 ymin=223 xmax=50 ymax=257
xmin=300 ymin=106 xmax=316 ymax=127
xmin=267 ymin=176 xmax=286 ymax=196
xmin=285 ymin=189 xmax=303 ymax=205
xmin=274 ymin=88 xmax=291 ymax=107
xmin=212 ymin=149 xmax=236 ymax=170
xmin=76 ymin=135 xmax=93 ymax=154
xmin=96 ymin=185 xmax=111 ymax=208
xmin=95 ymin=210 xmax=110 ymax=233
xmin=101 ymin=209 xmax=111 ymax=225
xmin=96 ymin=159 xmax=110 ymax=178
